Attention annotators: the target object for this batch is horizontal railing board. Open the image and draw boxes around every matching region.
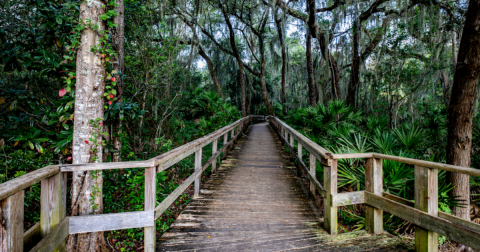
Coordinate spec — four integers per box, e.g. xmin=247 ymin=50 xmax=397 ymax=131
xmin=151 ymin=117 xmax=249 ymax=168
xmin=68 ymin=211 xmax=154 ymax=234
xmin=24 ymin=222 xmax=41 ymax=251
xmin=155 ymin=126 xmax=243 ymax=219
xmin=373 ymin=153 xmax=480 ymax=177
xmin=0 ymin=165 xmax=59 ymax=201
xmin=272 ymin=123 xmax=326 ymax=197
xmin=365 ymin=192 xmax=480 ymax=251
xmin=268 ymin=117 xmax=331 ymax=159
xmin=28 ymin=218 xmax=68 ymax=252
xmin=331 ymin=153 xmax=374 ymax=159
xmin=332 ymin=191 xmax=365 ymax=207
xmin=60 ymin=160 xmax=154 ymax=172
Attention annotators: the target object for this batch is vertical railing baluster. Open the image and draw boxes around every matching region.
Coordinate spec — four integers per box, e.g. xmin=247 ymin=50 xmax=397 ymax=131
xmin=309 ymin=153 xmax=316 ymax=199
xmin=289 ymin=134 xmax=294 ymax=158
xmin=212 ymin=139 xmax=218 ymax=173
xmin=323 ymin=158 xmax=338 ymax=234
xmin=144 ymin=166 xmax=156 ymax=251
xmin=365 ymin=158 xmax=383 ymax=234
xmin=194 ymin=149 xmax=203 ymax=197
xmin=297 ymin=143 xmax=303 ymax=177
xmin=415 ymin=165 xmax=438 ymax=252
xmin=0 ymin=190 xmax=24 ymax=251
xmin=41 ymin=172 xmax=66 ymax=251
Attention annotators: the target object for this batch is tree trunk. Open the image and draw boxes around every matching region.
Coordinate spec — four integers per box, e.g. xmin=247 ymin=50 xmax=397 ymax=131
xmin=198 ymin=47 xmax=224 ymax=98
xmin=112 ymin=0 xmax=124 ymax=162
xmin=275 ymin=15 xmax=287 ymax=114
xmin=329 ymin=53 xmax=341 ymax=100
xmin=347 ymin=19 xmax=361 ymax=107
xmin=68 ymin=0 xmax=106 ymax=250
xmin=306 ymin=31 xmax=317 ymax=106
xmin=446 ymin=0 xmax=480 ymax=222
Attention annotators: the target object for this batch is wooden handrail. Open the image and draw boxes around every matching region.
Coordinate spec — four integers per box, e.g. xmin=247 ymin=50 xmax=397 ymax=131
xmin=0 ymin=115 xmax=251 ymax=252
xmin=266 ymin=115 xmax=480 ymax=252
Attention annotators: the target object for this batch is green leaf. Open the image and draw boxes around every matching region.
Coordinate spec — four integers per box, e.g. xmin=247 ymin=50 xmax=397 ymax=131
xmin=56 ymin=16 xmax=63 ymax=24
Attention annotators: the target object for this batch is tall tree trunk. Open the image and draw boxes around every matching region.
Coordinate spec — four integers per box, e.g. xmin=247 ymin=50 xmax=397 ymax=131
xmin=112 ymin=0 xmax=124 ymax=162
xmin=68 ymin=0 xmax=106 ymax=250
xmin=347 ymin=18 xmax=361 ymax=107
xmin=198 ymin=47 xmax=224 ymax=98
xmin=275 ymin=14 xmax=287 ymax=114
xmin=329 ymin=53 xmax=341 ymax=100
xmin=306 ymin=31 xmax=317 ymax=106
xmin=446 ymin=0 xmax=480 ymax=223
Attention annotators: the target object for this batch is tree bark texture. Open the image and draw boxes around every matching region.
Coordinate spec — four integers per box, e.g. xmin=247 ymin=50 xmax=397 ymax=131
xmin=112 ymin=0 xmax=124 ymax=162
xmin=329 ymin=53 xmax=341 ymax=100
xmin=347 ymin=19 xmax=361 ymax=107
xmin=446 ymin=0 xmax=480 ymax=221
xmin=198 ymin=47 xmax=224 ymax=98
xmin=275 ymin=14 xmax=287 ymax=114
xmin=306 ymin=31 xmax=317 ymax=106
xmin=68 ymin=1 xmax=106 ymax=250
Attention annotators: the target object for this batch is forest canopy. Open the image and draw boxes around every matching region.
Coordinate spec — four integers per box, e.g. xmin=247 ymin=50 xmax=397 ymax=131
xmin=0 ymin=0 xmax=479 ymax=250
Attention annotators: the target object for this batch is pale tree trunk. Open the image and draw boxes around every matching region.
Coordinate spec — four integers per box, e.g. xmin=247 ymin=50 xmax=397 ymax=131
xmin=446 ymin=0 xmax=480 ymax=226
xmin=275 ymin=14 xmax=287 ymax=114
xmin=306 ymin=31 xmax=316 ymax=106
xmin=68 ymin=0 xmax=106 ymax=251
xmin=112 ymin=0 xmax=124 ymax=162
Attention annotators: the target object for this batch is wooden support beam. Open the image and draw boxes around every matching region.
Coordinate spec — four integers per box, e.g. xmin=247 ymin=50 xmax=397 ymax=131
xmin=323 ymin=159 xmax=338 ymax=234
xmin=365 ymin=192 xmax=480 ymax=251
xmin=69 ymin=211 xmax=154 ymax=234
xmin=29 ymin=218 xmax=69 ymax=252
xmin=24 ymin=222 xmax=41 ymax=251
xmin=332 ymin=191 xmax=365 ymax=207
xmin=309 ymin=153 xmax=316 ymax=199
xmin=415 ymin=166 xmax=438 ymax=252
xmin=144 ymin=166 xmax=156 ymax=251
xmin=365 ymin=158 xmax=383 ymax=234
xmin=40 ymin=172 xmax=65 ymax=252
xmin=194 ymin=149 xmax=202 ymax=197
xmin=0 ymin=166 xmax=58 ymax=201
xmin=297 ymin=143 xmax=303 ymax=177
xmin=212 ymin=139 xmax=218 ymax=173
xmin=0 ymin=190 xmax=24 ymax=252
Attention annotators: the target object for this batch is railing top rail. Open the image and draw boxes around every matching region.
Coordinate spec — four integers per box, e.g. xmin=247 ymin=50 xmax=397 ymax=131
xmin=268 ymin=116 xmax=480 ymax=177
xmin=268 ymin=116 xmax=331 ymax=159
xmin=0 ymin=116 xmax=251 ymax=201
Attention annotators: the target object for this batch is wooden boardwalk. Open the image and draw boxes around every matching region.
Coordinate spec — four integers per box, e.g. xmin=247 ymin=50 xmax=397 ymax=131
xmin=157 ymin=122 xmax=411 ymax=251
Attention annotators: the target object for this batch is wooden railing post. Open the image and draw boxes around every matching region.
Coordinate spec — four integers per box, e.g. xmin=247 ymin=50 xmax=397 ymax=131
xmin=0 ymin=190 xmax=24 ymax=251
xmin=223 ymin=133 xmax=228 ymax=154
xmin=40 ymin=172 xmax=66 ymax=252
xmin=212 ymin=139 xmax=218 ymax=173
xmin=323 ymin=158 xmax=338 ymax=234
xmin=365 ymin=158 xmax=383 ymax=234
xmin=415 ymin=165 xmax=438 ymax=252
xmin=144 ymin=166 xmax=156 ymax=251
xmin=194 ymin=149 xmax=202 ymax=197
xmin=231 ymin=128 xmax=235 ymax=141
xmin=297 ymin=143 xmax=303 ymax=177
xmin=309 ymin=153 xmax=316 ymax=198
xmin=289 ymin=134 xmax=294 ymax=158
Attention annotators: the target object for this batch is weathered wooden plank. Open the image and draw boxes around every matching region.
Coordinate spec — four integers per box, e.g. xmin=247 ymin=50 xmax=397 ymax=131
xmin=331 ymin=153 xmax=374 ymax=159
xmin=144 ymin=167 xmax=156 ymax=252
xmin=309 ymin=153 xmax=316 ymax=198
xmin=40 ymin=172 xmax=65 ymax=252
xmin=0 ymin=190 xmax=24 ymax=252
xmin=28 ymin=218 xmax=68 ymax=252
xmin=373 ymin=153 xmax=480 ymax=176
xmin=365 ymin=158 xmax=383 ymax=234
xmin=68 ymin=211 xmax=154 ymax=234
xmin=297 ymin=143 xmax=303 ymax=177
xmin=438 ymin=211 xmax=480 ymax=234
xmin=212 ymin=139 xmax=218 ymax=173
xmin=0 ymin=166 xmax=58 ymax=201
xmin=365 ymin=192 xmax=480 ymax=251
xmin=382 ymin=192 xmax=414 ymax=207
xmin=24 ymin=222 xmax=41 ymax=251
xmin=414 ymin=165 xmax=438 ymax=252
xmin=194 ymin=148 xmax=202 ymax=197
xmin=59 ymin=160 xmax=154 ymax=172
xmin=332 ymin=191 xmax=365 ymax=207
xmin=323 ymin=159 xmax=338 ymax=235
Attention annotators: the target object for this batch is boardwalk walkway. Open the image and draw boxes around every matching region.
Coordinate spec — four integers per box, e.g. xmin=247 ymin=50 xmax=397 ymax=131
xmin=158 ymin=122 xmax=411 ymax=251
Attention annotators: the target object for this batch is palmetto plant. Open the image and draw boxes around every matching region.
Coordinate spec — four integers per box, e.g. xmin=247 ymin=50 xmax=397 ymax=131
xmin=371 ymin=128 xmax=398 ymax=153
xmin=394 ymin=125 xmax=426 ymax=151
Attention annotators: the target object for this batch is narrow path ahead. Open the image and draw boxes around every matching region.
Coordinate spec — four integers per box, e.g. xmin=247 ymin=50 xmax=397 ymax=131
xmin=158 ymin=122 xmax=411 ymax=251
